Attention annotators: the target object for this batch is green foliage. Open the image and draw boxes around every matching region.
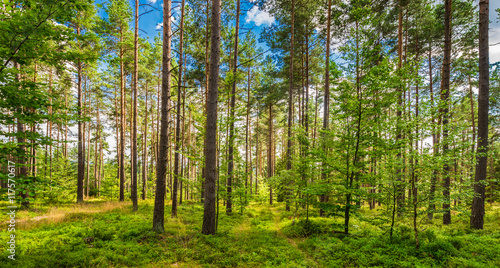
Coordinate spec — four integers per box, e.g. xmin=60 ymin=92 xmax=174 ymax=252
xmin=1 ymin=201 xmax=499 ymax=267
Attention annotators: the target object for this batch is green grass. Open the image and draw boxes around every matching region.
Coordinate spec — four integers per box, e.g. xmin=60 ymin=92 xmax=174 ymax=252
xmin=1 ymin=200 xmax=499 ymax=267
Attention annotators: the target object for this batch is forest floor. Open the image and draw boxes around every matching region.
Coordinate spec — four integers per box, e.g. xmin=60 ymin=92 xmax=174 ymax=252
xmin=1 ymin=199 xmax=500 ymax=267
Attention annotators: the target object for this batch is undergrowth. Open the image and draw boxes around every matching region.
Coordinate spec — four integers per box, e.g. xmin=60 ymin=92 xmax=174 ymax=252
xmin=0 ymin=200 xmax=499 ymax=267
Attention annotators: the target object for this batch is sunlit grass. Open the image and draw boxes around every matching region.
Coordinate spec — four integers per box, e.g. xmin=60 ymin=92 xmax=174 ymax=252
xmin=0 ymin=199 xmax=499 ymax=267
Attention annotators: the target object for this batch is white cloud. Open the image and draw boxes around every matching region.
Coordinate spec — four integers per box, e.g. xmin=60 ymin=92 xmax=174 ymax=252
xmin=490 ymin=1 xmax=500 ymax=63
xmin=156 ymin=22 xmax=162 ymax=30
xmin=147 ymin=0 xmax=157 ymax=3
xmin=245 ymin=6 xmax=275 ymax=27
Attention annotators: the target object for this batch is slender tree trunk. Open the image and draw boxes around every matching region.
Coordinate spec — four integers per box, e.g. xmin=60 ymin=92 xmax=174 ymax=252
xmin=268 ymin=104 xmax=273 ymax=205
xmin=471 ymin=0 xmax=489 ymax=230
xmin=98 ymin=135 xmax=103 ymax=197
xmin=201 ymin=0 xmax=211 ymax=204
xmin=153 ymin=0 xmax=172 ymax=232
xmin=86 ymin=82 xmax=91 ymax=198
xmin=143 ymin=81 xmax=149 ymax=200
xmin=396 ymin=1 xmax=404 ymax=216
xmin=255 ymin=109 xmax=259 ymax=194
xmin=64 ymin=83 xmax=68 ymax=158
xmin=313 ymin=82 xmax=319 ymax=148
xmin=285 ymin=0 xmax=295 ymax=212
xmin=246 ymin=68 xmax=251 ymax=196
xmin=119 ymin=29 xmax=125 ymax=202
xmin=441 ymin=0 xmax=452 ymax=225
xmin=320 ymin=0 xmax=332 ymax=217
xmin=227 ymin=0 xmax=240 ymax=214
xmin=428 ymin=43 xmax=437 ymax=220
xmin=47 ymin=69 xmax=53 ymax=183
xmin=172 ymin=0 xmax=186 ymax=217
xmin=180 ymin=70 xmax=186 ymax=204
xmin=94 ymin=99 xmax=100 ymax=193
xmin=15 ymin=63 xmax=29 ymax=206
xmin=413 ymin=32 xmax=420 ymax=250
xmin=76 ymin=25 xmax=84 ymax=204
xmin=131 ymin=0 xmax=139 ymax=211
xmin=201 ymin=0 xmax=221 ymax=235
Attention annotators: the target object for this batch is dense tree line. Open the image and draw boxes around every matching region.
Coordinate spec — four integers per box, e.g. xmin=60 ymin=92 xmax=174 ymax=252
xmin=0 ymin=0 xmax=498 ymax=242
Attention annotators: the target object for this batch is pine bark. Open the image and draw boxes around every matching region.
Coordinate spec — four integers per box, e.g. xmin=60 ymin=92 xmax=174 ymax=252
xmin=143 ymin=81 xmax=149 ymax=200
xmin=320 ymin=0 xmax=332 ymax=217
xmin=285 ymin=0 xmax=295 ymax=211
xmin=471 ymin=0 xmax=489 ymax=230
xmin=226 ymin=0 xmax=240 ymax=214
xmin=77 ymin=25 xmax=84 ymax=204
xmin=119 ymin=29 xmax=125 ymax=202
xmin=268 ymin=104 xmax=274 ymax=205
xmin=173 ymin=0 xmax=186 ymax=217
xmin=441 ymin=0 xmax=452 ymax=225
xmin=153 ymin=0 xmax=172 ymax=232
xmin=202 ymin=0 xmax=221 ymax=235
xmin=131 ymin=0 xmax=139 ymax=211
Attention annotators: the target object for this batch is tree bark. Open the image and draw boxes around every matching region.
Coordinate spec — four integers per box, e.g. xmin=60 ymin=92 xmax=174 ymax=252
xmin=143 ymin=80 xmax=149 ymax=200
xmin=285 ymin=0 xmax=295 ymax=212
xmin=268 ymin=104 xmax=274 ymax=205
xmin=471 ymin=0 xmax=489 ymax=230
xmin=427 ymin=42 xmax=437 ymax=220
xmin=396 ymin=1 xmax=404 ymax=216
xmin=226 ymin=0 xmax=240 ymax=214
xmin=202 ymin=0 xmax=221 ymax=235
xmin=77 ymin=24 xmax=84 ymax=204
xmin=153 ymin=0 xmax=172 ymax=232
xmin=441 ymin=0 xmax=452 ymax=225
xmin=320 ymin=0 xmax=332 ymax=217
xmin=246 ymin=68 xmax=251 ymax=196
xmin=131 ymin=0 xmax=139 ymax=211
xmin=119 ymin=29 xmax=126 ymax=202
xmin=172 ymin=0 xmax=186 ymax=217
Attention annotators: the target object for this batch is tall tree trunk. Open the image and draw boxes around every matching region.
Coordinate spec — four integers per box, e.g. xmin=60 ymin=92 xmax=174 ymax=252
xmin=396 ymin=1 xmax=404 ymax=216
xmin=76 ymin=25 xmax=84 ymax=204
xmin=246 ymin=68 xmax=251 ymax=196
xmin=131 ymin=0 xmax=139 ymax=211
xmin=86 ymin=81 xmax=91 ymax=198
xmin=227 ymin=0 xmax=240 ymax=214
xmin=201 ymin=0 xmax=221 ymax=235
xmin=268 ymin=104 xmax=274 ymax=205
xmin=285 ymin=0 xmax=295 ymax=212
xmin=94 ymin=99 xmax=100 ymax=192
xmin=427 ymin=42 xmax=437 ymax=220
xmin=64 ymin=84 xmax=68 ymax=158
xmin=15 ymin=63 xmax=29 ymax=206
xmin=413 ymin=32 xmax=420 ymax=250
xmin=255 ymin=108 xmax=259 ymax=194
xmin=98 ymin=134 xmax=103 ymax=197
xmin=201 ymin=0 xmax=211 ymax=204
xmin=153 ymin=0 xmax=172 ymax=232
xmin=441 ymin=0 xmax=452 ymax=225
xmin=47 ymin=68 xmax=53 ymax=183
xmin=119 ymin=29 xmax=125 ymax=202
xmin=172 ymin=0 xmax=186 ymax=217
xmin=143 ymin=81 xmax=149 ymax=200
xmin=172 ymin=0 xmax=184 ymax=217
xmin=115 ymin=92 xmax=120 ymax=200
xmin=180 ymin=71 xmax=186 ymax=204
xmin=471 ymin=0 xmax=489 ymax=230
xmin=320 ymin=0 xmax=332 ymax=217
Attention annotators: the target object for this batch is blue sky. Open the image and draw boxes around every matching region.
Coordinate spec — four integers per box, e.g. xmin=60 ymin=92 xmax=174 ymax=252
xmin=95 ymin=0 xmax=500 ymax=63
xmin=97 ymin=0 xmax=276 ymax=47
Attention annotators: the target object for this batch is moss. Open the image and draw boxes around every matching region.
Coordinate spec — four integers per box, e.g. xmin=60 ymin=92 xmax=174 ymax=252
xmin=1 ymin=201 xmax=499 ymax=267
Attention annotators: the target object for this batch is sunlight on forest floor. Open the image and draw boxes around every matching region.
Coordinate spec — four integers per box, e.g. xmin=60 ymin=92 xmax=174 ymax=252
xmin=0 ymin=200 xmax=128 ymax=230
xmin=1 ymin=200 xmax=500 ymax=267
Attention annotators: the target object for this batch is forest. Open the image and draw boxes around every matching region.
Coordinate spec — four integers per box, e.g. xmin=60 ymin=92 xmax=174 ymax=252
xmin=1 ymin=0 xmax=499 ymax=267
